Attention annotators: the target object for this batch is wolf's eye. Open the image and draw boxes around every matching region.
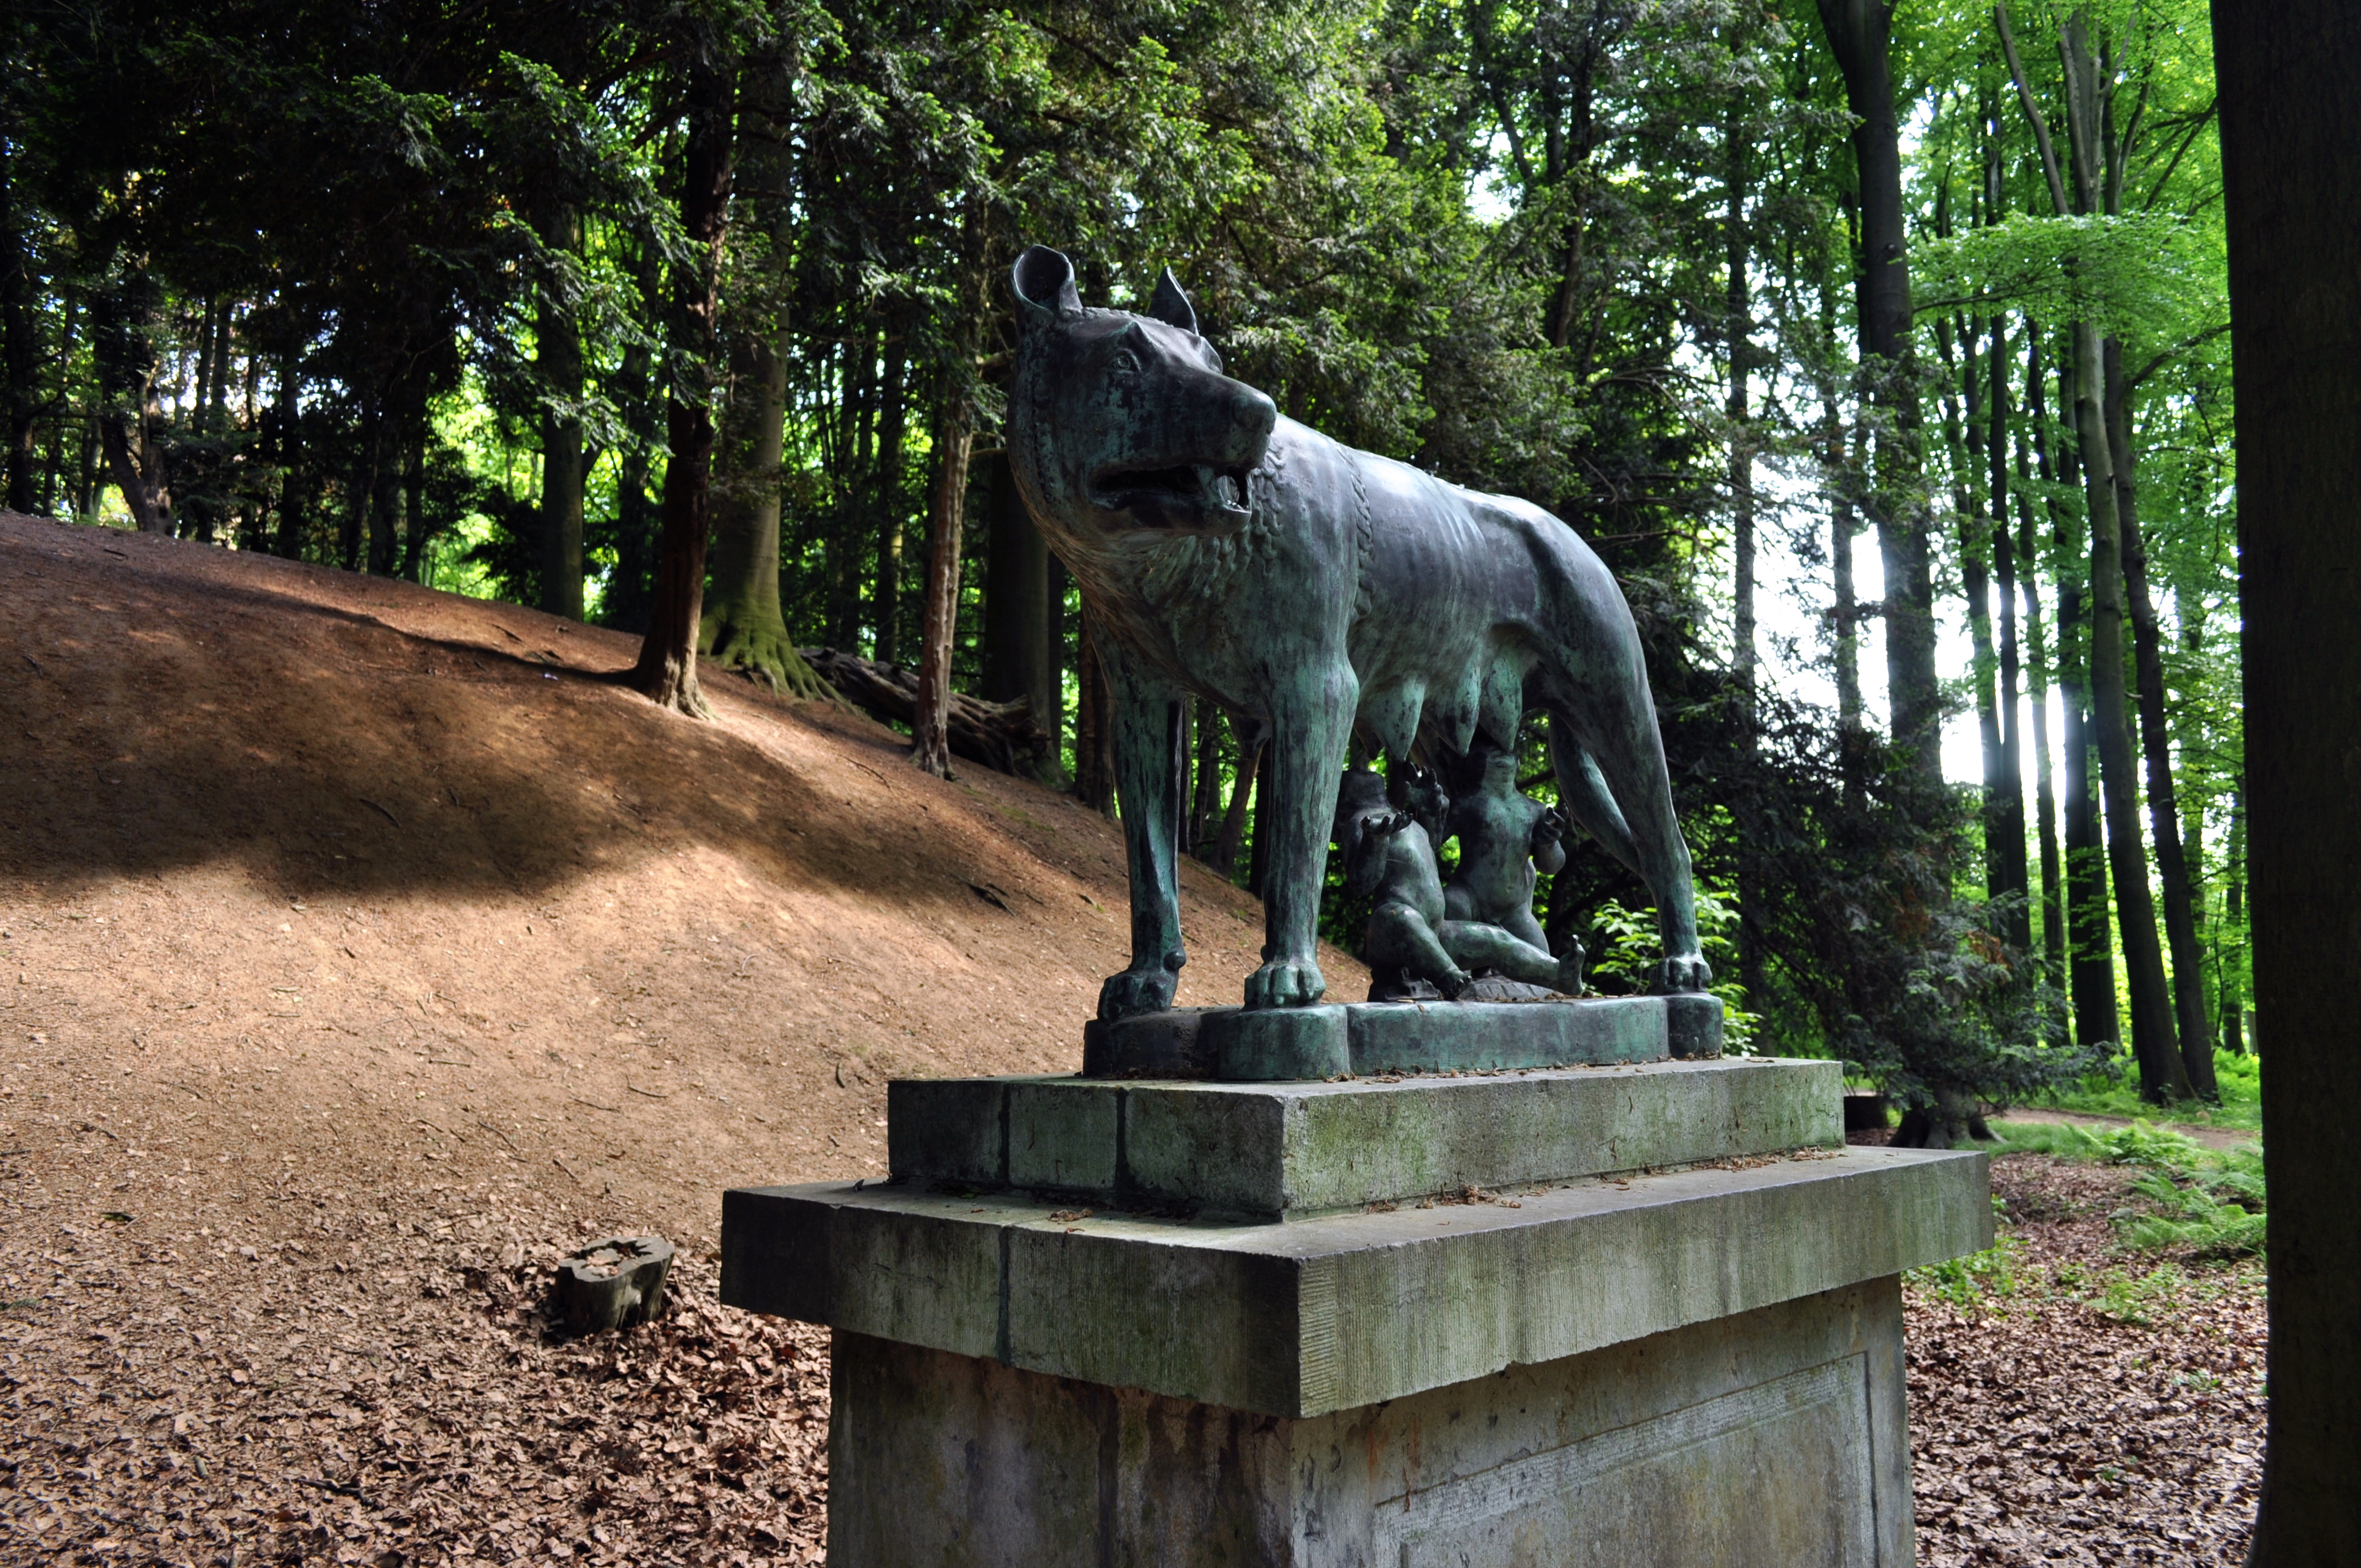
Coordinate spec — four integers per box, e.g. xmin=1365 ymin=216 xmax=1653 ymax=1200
xmin=1109 ymin=348 xmax=1141 ymax=375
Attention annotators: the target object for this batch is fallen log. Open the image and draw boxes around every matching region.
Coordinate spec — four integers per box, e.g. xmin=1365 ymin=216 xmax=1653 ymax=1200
xmin=799 ymin=647 xmax=1057 ymax=779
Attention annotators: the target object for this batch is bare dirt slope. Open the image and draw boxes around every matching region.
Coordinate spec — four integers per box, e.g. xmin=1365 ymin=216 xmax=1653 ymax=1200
xmin=0 ymin=510 xmax=1357 ymax=1242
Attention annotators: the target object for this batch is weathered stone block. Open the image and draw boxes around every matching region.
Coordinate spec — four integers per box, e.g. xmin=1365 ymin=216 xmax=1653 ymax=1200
xmin=724 ymin=1054 xmax=1984 ymax=1567
xmin=825 ymin=1276 xmax=1917 ymax=1567
xmin=1006 ymin=1080 xmax=1121 ymax=1193
xmin=892 ymin=1057 xmax=1844 ymax=1219
xmin=723 ymin=1144 xmax=1988 ymax=1415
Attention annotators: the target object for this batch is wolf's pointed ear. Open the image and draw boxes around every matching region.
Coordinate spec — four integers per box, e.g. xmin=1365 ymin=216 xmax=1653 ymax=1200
xmin=1146 ymin=268 xmax=1197 ymax=334
xmin=1011 ymin=246 xmax=1082 ymax=328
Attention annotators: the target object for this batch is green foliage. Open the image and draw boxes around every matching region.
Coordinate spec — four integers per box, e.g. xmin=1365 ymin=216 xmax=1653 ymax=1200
xmin=1989 ymin=1117 xmax=2267 ymax=1259
xmin=1588 ymin=891 xmax=1761 ymax=1053
xmin=1907 ymin=1232 xmax=2027 ymax=1310
xmin=1914 ymin=212 xmax=2225 ymax=347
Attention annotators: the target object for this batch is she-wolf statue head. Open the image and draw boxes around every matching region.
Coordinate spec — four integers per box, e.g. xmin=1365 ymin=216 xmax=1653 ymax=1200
xmin=1007 ymin=245 xmax=1279 ymax=542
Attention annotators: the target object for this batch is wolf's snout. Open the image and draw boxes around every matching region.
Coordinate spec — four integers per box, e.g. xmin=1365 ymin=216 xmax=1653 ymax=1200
xmin=1232 ymin=385 xmax=1277 ymax=447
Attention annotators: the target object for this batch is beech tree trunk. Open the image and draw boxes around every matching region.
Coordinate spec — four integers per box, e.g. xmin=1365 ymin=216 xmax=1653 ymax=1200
xmin=2214 ymin=1 xmax=2361 ymax=1551
xmin=1726 ymin=91 xmax=1762 ymax=1010
xmin=2072 ymin=312 xmax=2186 ymax=1101
xmin=1814 ymin=0 xmax=1941 ymax=777
xmin=699 ymin=62 xmax=826 ymax=704
xmin=538 ymin=203 xmax=586 ymax=622
xmin=2016 ymin=337 xmax=2065 ymax=977
xmin=982 ymin=454 xmax=1060 ymax=783
xmin=631 ymin=42 xmax=733 ymax=717
xmin=2219 ymin=796 xmax=2244 ymax=1055
xmin=1939 ymin=313 xmax=2009 ymax=924
xmin=910 ymin=204 xmax=988 ymax=778
xmin=1073 ymin=613 xmax=1117 ymax=815
xmin=1984 ymin=124 xmax=2031 ymax=957
xmin=272 ymin=351 xmax=305 ymax=559
xmin=911 ymin=393 xmax=974 ymax=777
xmin=2107 ymin=341 xmax=2216 ymax=1098
xmin=2050 ymin=350 xmax=2115 ymax=1053
xmin=1212 ymin=734 xmax=1263 ymax=880
xmin=2056 ymin=12 xmax=2186 ymax=1101
xmin=0 ymin=135 xmax=38 ymax=513
xmin=872 ymin=349 xmax=907 ymax=667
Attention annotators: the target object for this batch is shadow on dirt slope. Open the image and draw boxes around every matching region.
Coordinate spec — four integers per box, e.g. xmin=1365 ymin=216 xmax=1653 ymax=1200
xmin=0 ymin=511 xmax=1360 ymax=1234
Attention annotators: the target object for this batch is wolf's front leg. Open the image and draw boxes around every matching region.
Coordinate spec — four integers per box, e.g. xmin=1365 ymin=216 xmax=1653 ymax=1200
xmin=1097 ymin=643 xmax=1189 ymax=1022
xmin=1245 ymin=671 xmax=1357 ymax=1009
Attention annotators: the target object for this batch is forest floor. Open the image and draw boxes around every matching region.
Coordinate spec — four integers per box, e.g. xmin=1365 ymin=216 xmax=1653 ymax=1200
xmin=1989 ymin=1109 xmax=2255 ymax=1153
xmin=0 ymin=514 xmax=2260 ymax=1565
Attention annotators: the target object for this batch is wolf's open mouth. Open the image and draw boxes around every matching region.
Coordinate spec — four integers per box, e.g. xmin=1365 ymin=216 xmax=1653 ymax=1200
xmin=1090 ymin=462 xmax=1253 ymax=522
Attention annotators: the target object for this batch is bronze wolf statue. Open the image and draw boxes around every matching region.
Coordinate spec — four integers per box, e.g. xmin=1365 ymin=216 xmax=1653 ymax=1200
xmin=1007 ymin=245 xmax=1708 ymax=1020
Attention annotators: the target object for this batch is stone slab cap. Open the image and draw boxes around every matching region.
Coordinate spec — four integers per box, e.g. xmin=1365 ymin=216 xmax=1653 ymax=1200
xmin=721 ymin=1145 xmax=1990 ymax=1417
xmin=1082 ymin=994 xmax=1721 ymax=1081
xmin=891 ymin=1057 xmax=1842 ymax=1219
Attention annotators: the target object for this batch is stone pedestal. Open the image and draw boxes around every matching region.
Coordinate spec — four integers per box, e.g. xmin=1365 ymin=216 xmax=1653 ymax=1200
xmin=721 ymin=1056 xmax=1988 ymax=1566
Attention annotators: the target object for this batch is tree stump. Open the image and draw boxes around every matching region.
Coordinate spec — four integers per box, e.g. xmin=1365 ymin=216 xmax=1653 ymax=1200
xmin=553 ymin=1235 xmax=674 ymax=1332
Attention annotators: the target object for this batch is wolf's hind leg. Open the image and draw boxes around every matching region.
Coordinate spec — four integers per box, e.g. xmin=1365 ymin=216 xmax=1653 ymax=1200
xmin=1548 ymin=725 xmax=1644 ymax=875
xmin=1098 ymin=640 xmax=1189 ymax=1021
xmin=1551 ymin=700 xmax=1709 ymax=993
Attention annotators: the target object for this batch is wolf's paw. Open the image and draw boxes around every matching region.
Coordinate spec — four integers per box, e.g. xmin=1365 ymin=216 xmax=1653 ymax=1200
xmin=1244 ymin=957 xmax=1328 ymax=1009
xmin=1653 ymin=953 xmax=1713 ymax=994
xmin=1098 ymin=966 xmax=1179 ymax=1022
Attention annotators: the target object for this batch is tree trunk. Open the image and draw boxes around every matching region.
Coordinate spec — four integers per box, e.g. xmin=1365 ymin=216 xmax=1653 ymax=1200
xmin=2106 ymin=339 xmax=2216 ymax=1098
xmin=910 ymin=204 xmax=989 ymax=779
xmin=606 ymin=238 xmax=664 ymax=634
xmin=2017 ymin=336 xmax=2066 ymax=978
xmin=1190 ymin=699 xmax=1223 ymax=856
xmin=2071 ymin=315 xmax=2184 ymax=1099
xmin=829 ymin=337 xmax=875 ymax=651
xmin=1212 ymin=734 xmax=1263 ymax=880
xmin=1814 ymin=0 xmax=1940 ymax=777
xmin=93 ymin=274 xmax=171 ymax=534
xmin=982 ymin=453 xmax=1060 ymax=783
xmin=341 ymin=404 xmax=371 ymax=569
xmin=41 ymin=289 xmax=75 ymax=515
xmin=1245 ymin=740 xmax=1274 ymax=899
xmin=0 ymin=137 xmax=39 ymax=514
xmin=1044 ymin=550 xmax=1069 ymax=761
xmin=1989 ymin=313 xmax=2031 ymax=951
xmin=700 ymin=96 xmax=826 ymax=708
xmin=911 ymin=393 xmax=975 ymax=777
xmin=872 ymin=349 xmax=908 ymax=666
xmin=1074 ymin=613 xmax=1117 ymax=815
xmin=538 ymin=204 xmax=586 ymax=622
xmin=398 ymin=422 xmax=428 ymax=582
xmin=2050 ymin=344 xmax=2116 ymax=1053
xmin=630 ymin=42 xmax=733 ymax=717
xmin=2057 ymin=13 xmax=2186 ymax=1102
xmin=1726 ymin=92 xmax=1762 ymax=1012
xmin=2219 ymin=794 xmax=2245 ymax=1055
xmin=273 ymin=352 xmax=305 ymax=559
xmin=2214 ymin=2 xmax=2361 ymax=1550
xmin=367 ymin=388 xmax=402 ymax=577
xmin=1940 ymin=313 xmax=2009 ymax=921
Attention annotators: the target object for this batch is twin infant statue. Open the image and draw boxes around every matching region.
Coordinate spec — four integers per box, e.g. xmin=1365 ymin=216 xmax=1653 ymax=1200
xmin=1336 ymin=742 xmax=1585 ymax=1004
